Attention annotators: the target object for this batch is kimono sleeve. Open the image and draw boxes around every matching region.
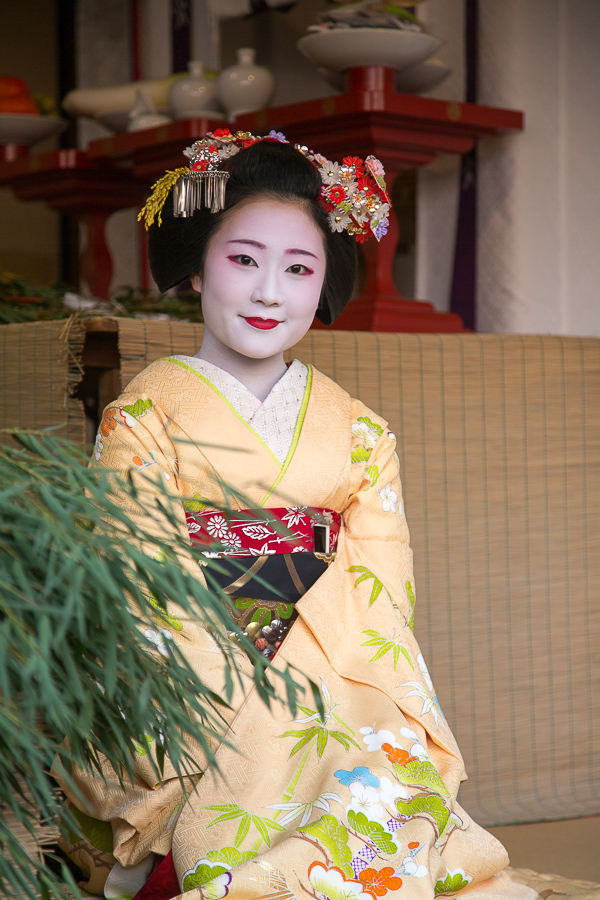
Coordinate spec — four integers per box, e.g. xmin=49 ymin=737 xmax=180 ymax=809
xmin=92 ymin=395 xmax=201 ymax=584
xmin=342 ymin=417 xmax=416 ymax=630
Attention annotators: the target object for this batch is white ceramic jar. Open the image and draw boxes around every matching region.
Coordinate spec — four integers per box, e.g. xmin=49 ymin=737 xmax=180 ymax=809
xmin=169 ymin=60 xmax=219 ymax=119
xmin=217 ymin=48 xmax=274 ymax=119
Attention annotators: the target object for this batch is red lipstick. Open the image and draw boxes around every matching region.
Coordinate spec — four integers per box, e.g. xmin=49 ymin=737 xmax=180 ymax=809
xmin=243 ymin=317 xmax=281 ymax=330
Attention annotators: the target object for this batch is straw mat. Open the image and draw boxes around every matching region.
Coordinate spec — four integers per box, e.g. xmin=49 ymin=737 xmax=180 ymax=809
xmin=0 ymin=318 xmax=85 ymax=448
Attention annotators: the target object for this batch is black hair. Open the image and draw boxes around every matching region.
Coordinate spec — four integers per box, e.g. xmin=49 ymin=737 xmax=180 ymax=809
xmin=147 ymin=140 xmax=357 ymax=325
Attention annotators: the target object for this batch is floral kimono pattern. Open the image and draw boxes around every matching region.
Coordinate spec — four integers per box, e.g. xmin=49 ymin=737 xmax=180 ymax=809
xmin=56 ymin=359 xmax=536 ymax=900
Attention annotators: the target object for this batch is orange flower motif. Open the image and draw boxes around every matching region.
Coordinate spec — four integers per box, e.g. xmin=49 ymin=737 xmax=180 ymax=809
xmin=408 ymin=841 xmax=420 ymax=850
xmin=382 ymin=743 xmax=419 ymax=766
xmin=359 ymin=866 xmax=403 ymax=897
xmin=100 ymin=407 xmax=118 ymax=437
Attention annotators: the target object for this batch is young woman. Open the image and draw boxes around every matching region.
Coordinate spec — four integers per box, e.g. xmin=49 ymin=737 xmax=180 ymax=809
xmin=58 ymin=133 xmax=535 ymax=900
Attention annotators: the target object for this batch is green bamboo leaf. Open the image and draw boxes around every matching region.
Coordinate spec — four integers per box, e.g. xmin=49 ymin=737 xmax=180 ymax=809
xmin=316 ymin=727 xmax=328 ymax=757
xmin=234 ymin=813 xmax=251 ymax=847
xmin=369 ymin=580 xmax=383 ymax=606
xmin=251 ymin=815 xmax=271 ymax=848
xmin=401 ymin=647 xmax=414 ymax=669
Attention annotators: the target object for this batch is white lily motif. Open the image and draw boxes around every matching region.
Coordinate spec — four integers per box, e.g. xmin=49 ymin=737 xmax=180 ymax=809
xmin=266 ymin=792 xmax=342 ymax=827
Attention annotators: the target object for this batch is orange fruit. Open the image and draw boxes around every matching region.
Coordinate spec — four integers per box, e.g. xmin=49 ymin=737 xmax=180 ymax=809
xmin=0 ymin=76 xmax=30 ymax=97
xmin=0 ymin=95 xmax=40 ymax=115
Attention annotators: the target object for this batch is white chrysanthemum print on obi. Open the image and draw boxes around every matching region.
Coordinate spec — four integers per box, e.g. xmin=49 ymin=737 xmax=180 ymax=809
xmin=205 ymin=515 xmax=229 ymax=540
xmin=378 ymin=482 xmax=399 ymax=513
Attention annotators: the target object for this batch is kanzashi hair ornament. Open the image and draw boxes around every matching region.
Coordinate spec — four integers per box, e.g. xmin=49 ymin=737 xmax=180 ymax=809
xmin=137 ymin=128 xmax=391 ymax=243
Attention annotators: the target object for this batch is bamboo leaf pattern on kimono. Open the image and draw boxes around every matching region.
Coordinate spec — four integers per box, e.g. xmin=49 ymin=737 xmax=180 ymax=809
xmin=406 ymin=581 xmax=416 ymax=631
xmin=347 ymin=566 xmax=391 ymax=607
xmin=360 ymin=630 xmax=414 ymax=670
xmin=203 ymin=804 xmax=284 ymax=849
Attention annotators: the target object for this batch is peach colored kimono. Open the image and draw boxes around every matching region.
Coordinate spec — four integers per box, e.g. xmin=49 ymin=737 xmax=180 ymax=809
xmin=58 ymin=358 xmax=535 ymax=900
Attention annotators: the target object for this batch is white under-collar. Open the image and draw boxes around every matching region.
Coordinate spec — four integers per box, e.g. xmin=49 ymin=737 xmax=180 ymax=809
xmin=169 ymin=356 xmax=308 ymax=464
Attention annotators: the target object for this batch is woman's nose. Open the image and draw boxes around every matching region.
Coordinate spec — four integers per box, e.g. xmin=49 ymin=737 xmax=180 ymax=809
xmin=251 ymin=268 xmax=282 ymax=306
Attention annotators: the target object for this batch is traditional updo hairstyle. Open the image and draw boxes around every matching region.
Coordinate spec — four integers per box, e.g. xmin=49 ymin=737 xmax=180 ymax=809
xmin=148 ymin=140 xmax=357 ymax=325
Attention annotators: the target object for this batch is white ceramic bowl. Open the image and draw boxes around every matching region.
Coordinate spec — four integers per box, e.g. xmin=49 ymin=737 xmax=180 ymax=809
xmin=396 ymin=58 xmax=451 ymax=93
xmin=319 ymin=57 xmax=451 ymax=95
xmin=0 ymin=114 xmax=67 ymax=146
xmin=297 ymin=28 xmax=441 ymax=73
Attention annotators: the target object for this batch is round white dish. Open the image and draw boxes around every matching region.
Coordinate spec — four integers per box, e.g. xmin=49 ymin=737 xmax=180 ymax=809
xmin=396 ymin=57 xmax=451 ymax=93
xmin=318 ymin=57 xmax=451 ymax=95
xmin=297 ymin=28 xmax=440 ymax=73
xmin=0 ymin=114 xmax=67 ymax=146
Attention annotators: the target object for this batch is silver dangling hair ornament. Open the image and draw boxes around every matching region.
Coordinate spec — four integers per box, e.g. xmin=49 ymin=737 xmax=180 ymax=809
xmin=173 ymin=142 xmax=230 ymax=217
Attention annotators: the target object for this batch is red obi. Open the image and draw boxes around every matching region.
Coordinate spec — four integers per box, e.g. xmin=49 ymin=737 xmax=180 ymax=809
xmin=185 ymin=505 xmax=341 ymax=558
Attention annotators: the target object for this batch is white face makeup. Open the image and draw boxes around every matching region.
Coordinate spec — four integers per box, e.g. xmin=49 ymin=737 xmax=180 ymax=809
xmin=192 ymin=198 xmax=326 ymax=393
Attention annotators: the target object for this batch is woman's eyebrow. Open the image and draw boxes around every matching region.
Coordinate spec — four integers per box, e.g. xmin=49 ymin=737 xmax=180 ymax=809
xmin=226 ymin=239 xmax=318 ymax=260
xmin=285 ymin=248 xmax=318 ymax=259
xmin=226 ymin=239 xmax=265 ymax=249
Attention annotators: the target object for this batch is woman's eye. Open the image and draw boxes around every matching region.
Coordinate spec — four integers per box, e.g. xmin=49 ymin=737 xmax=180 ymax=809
xmin=287 ymin=264 xmax=313 ymax=276
xmin=229 ymin=254 xmax=257 ymax=267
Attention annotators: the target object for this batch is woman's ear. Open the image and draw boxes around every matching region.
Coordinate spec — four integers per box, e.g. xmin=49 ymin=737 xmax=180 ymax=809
xmin=191 ymin=274 xmax=202 ymax=294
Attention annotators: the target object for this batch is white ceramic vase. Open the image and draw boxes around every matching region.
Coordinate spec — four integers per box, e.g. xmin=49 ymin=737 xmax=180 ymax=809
xmin=169 ymin=60 xmax=219 ymax=119
xmin=217 ymin=48 xmax=274 ymax=119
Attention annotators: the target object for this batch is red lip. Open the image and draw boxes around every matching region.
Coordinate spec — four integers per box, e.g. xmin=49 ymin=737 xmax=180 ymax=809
xmin=243 ymin=317 xmax=281 ymax=330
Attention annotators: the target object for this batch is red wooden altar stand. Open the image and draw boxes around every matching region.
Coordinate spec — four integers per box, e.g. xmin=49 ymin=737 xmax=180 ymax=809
xmin=0 ymin=67 xmax=523 ymax=332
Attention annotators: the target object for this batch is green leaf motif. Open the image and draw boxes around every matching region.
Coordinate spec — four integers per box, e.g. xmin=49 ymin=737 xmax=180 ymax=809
xmin=434 ymin=869 xmax=472 ymax=895
xmin=122 ymin=397 xmax=153 ymax=418
xmin=392 ymin=759 xmax=450 ymax=797
xmin=360 ymin=630 xmax=413 ymax=671
xmin=183 ymin=494 xmax=207 ymax=513
xmin=365 ymin=464 xmax=379 ymax=488
xmin=346 ymin=811 xmax=397 ymax=855
xmin=148 ymin=593 xmax=183 ymax=631
xmin=351 ymin=446 xmax=371 ymax=465
xmin=69 ymin=807 xmax=114 ymax=853
xmin=299 ymin=814 xmax=353 ymax=877
xmin=406 ymin=581 xmax=416 ymax=631
xmin=348 ymin=566 xmax=391 ymax=607
xmin=182 ymin=862 xmax=228 ymax=892
xmin=206 ymin=847 xmax=258 ymax=867
xmin=395 ymin=794 xmax=450 ymax=836
xmin=356 ymin=416 xmax=384 ymax=438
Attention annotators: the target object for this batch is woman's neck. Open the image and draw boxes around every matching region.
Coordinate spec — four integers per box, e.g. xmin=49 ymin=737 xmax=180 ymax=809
xmin=196 ymin=337 xmax=287 ymax=403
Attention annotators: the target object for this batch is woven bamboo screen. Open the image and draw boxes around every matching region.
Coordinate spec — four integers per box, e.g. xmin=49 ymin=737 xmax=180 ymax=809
xmin=1 ymin=320 xmax=598 ymax=828
xmin=115 ymin=324 xmax=600 ymax=826
xmin=0 ymin=319 xmax=85 ymax=447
